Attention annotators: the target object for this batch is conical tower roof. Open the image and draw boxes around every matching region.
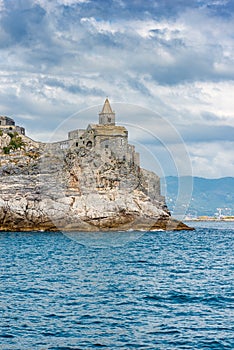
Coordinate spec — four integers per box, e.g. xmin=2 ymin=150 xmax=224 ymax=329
xmin=100 ymin=98 xmax=114 ymax=114
xmin=99 ymin=98 xmax=115 ymax=125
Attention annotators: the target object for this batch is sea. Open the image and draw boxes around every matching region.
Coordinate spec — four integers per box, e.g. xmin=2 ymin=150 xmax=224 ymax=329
xmin=0 ymin=221 xmax=233 ymax=349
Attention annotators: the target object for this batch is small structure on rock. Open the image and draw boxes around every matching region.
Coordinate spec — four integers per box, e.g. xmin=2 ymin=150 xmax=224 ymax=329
xmin=58 ymin=98 xmax=140 ymax=166
xmin=0 ymin=115 xmax=25 ymax=135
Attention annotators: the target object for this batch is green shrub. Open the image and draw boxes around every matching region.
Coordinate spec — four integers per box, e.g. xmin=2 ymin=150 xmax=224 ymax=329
xmin=7 ymin=132 xmax=14 ymax=139
xmin=3 ymin=146 xmax=10 ymax=154
xmin=3 ymin=132 xmax=25 ymax=154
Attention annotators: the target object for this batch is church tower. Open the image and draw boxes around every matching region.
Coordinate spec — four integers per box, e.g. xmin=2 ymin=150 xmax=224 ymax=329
xmin=99 ymin=98 xmax=115 ymax=125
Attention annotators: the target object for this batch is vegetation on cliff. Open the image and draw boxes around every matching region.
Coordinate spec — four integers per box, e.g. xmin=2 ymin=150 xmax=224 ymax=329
xmin=2 ymin=132 xmax=25 ymax=154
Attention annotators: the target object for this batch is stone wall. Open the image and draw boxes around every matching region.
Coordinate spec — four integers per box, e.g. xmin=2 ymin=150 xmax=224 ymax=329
xmin=68 ymin=129 xmax=85 ymax=140
xmin=0 ymin=116 xmax=15 ymax=126
xmin=51 ymin=123 xmax=140 ymax=171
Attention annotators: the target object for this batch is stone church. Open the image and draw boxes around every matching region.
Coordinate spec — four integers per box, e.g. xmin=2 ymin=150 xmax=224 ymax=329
xmin=59 ymin=98 xmax=140 ymax=166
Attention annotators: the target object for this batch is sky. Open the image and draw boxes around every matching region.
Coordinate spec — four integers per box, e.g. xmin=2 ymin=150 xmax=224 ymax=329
xmin=0 ymin=0 xmax=233 ymax=178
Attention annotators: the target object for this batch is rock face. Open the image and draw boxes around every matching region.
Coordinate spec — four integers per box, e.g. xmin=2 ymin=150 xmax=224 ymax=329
xmin=0 ymin=139 xmax=192 ymax=232
xmin=0 ymin=101 xmax=193 ymax=232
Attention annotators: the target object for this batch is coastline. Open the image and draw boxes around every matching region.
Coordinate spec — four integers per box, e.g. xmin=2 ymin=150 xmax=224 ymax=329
xmin=0 ymin=218 xmax=194 ymax=232
xmin=184 ymin=217 xmax=234 ymax=222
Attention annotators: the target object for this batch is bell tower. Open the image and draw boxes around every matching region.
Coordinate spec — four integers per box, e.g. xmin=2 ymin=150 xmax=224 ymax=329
xmin=99 ymin=98 xmax=115 ymax=125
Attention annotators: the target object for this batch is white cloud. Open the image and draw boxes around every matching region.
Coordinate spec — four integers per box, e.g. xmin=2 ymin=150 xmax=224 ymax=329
xmin=80 ymin=17 xmax=125 ymax=35
xmin=0 ymin=0 xmax=4 ymax=11
xmin=0 ymin=1 xmax=233 ymax=177
xmin=36 ymin=0 xmax=89 ymax=10
xmin=143 ymin=80 xmax=234 ymax=127
xmin=188 ymin=141 xmax=234 ymax=178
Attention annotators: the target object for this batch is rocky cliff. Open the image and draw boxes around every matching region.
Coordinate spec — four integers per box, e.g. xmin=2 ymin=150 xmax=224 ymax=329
xmin=0 ymin=132 xmax=192 ymax=232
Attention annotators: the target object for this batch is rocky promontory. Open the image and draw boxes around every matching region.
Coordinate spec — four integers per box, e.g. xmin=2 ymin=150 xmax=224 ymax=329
xmin=0 ymin=101 xmax=193 ymax=232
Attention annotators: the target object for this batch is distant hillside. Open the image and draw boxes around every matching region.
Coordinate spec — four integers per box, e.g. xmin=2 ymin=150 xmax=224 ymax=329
xmin=164 ymin=176 xmax=234 ymax=217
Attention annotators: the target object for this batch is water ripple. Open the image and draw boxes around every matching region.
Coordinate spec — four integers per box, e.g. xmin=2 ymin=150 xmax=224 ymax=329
xmin=0 ymin=227 xmax=233 ymax=349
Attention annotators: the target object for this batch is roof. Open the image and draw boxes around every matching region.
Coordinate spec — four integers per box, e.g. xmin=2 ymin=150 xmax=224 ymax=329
xmin=87 ymin=124 xmax=127 ymax=137
xmin=0 ymin=116 xmax=14 ymax=121
xmin=100 ymin=98 xmax=114 ymax=114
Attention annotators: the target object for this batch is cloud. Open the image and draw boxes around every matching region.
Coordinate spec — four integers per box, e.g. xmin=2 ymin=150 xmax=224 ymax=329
xmin=0 ymin=1 xmax=46 ymax=46
xmin=1 ymin=1 xmax=234 ymax=82
xmin=179 ymin=125 xmax=234 ymax=143
xmin=188 ymin=141 xmax=234 ymax=178
xmin=0 ymin=0 xmax=233 ymax=177
xmin=137 ymin=139 xmax=234 ymax=179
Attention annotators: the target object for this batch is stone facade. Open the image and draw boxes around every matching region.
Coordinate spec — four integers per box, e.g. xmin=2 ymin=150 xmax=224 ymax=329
xmin=0 ymin=116 xmax=15 ymax=126
xmin=58 ymin=98 xmax=140 ymax=166
xmin=0 ymin=116 xmax=25 ymax=135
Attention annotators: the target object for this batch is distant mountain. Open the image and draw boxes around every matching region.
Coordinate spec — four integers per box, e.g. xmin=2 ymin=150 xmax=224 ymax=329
xmin=163 ymin=176 xmax=234 ymax=217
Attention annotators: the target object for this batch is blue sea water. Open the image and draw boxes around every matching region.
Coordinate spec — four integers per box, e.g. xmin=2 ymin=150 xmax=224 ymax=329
xmin=0 ymin=222 xmax=233 ymax=349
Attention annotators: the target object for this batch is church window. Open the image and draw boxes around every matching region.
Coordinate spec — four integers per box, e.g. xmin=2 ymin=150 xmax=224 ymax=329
xmin=76 ymin=142 xmax=78 ymax=147
xmin=86 ymin=141 xmax=92 ymax=149
xmin=108 ymin=117 xmax=111 ymax=123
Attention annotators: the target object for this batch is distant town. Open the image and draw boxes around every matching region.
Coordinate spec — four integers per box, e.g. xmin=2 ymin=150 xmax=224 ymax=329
xmin=165 ymin=176 xmax=234 ymax=221
xmin=181 ymin=207 xmax=234 ymax=221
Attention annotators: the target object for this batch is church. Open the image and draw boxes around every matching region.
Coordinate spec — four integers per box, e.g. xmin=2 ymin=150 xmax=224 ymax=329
xmin=59 ymin=98 xmax=140 ymax=166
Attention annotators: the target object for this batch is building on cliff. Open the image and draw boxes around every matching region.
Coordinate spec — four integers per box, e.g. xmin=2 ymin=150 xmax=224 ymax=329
xmin=56 ymin=98 xmax=140 ymax=166
xmin=0 ymin=116 xmax=25 ymax=135
xmin=0 ymin=98 xmax=193 ymax=231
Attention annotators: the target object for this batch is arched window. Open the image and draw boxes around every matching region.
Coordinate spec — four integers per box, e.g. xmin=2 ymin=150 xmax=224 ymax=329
xmin=86 ymin=141 xmax=92 ymax=149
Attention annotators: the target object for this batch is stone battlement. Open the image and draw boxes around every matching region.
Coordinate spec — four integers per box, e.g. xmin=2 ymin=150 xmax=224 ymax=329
xmin=0 ymin=116 xmax=25 ymax=135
